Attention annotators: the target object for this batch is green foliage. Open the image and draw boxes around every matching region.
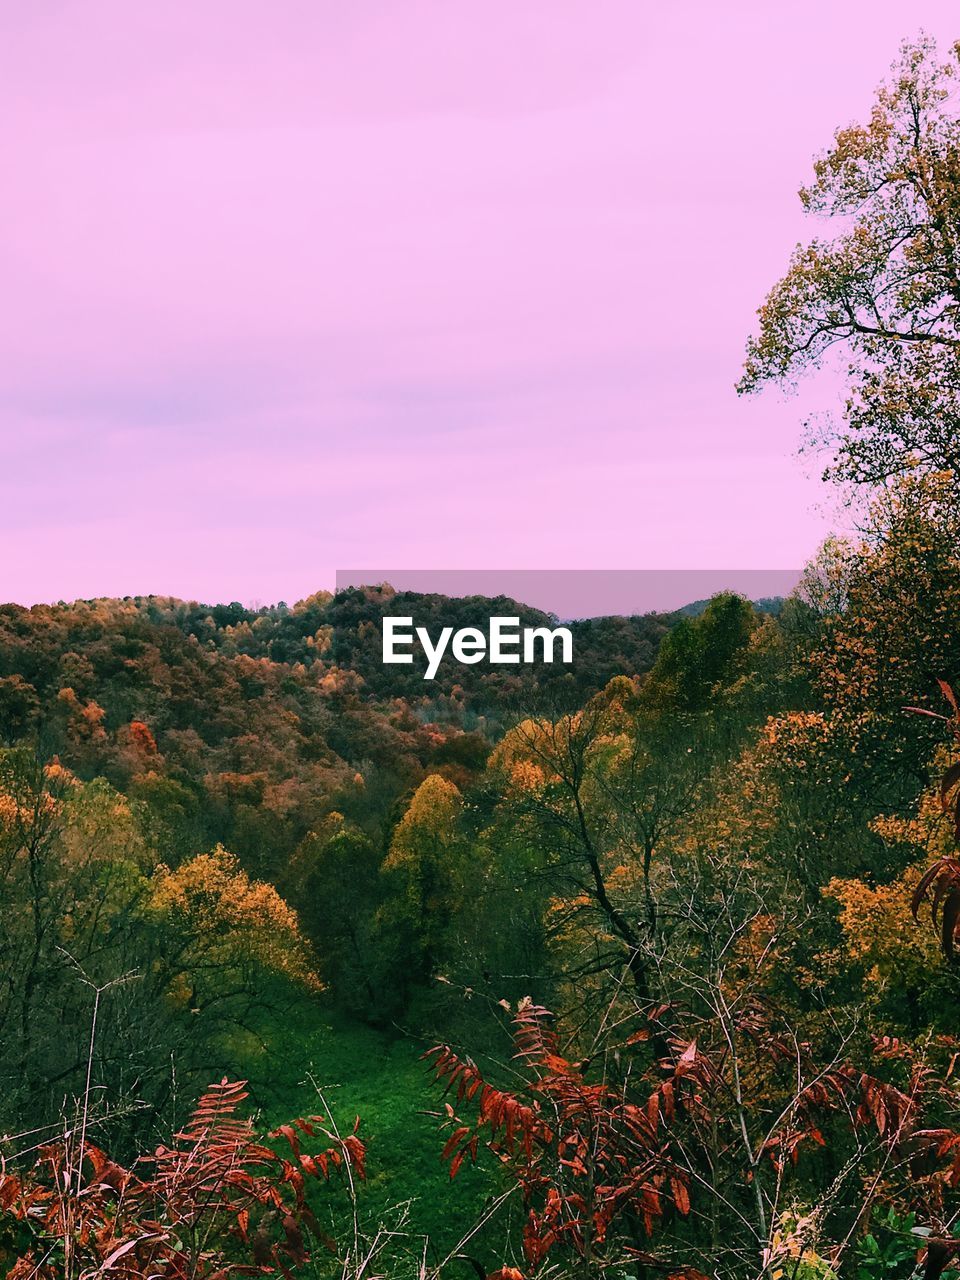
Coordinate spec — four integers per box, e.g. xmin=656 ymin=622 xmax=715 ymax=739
xmin=647 ymin=590 xmax=757 ymax=710
xmin=856 ymin=1208 xmax=923 ymax=1280
xmin=297 ymin=824 xmax=385 ymax=1016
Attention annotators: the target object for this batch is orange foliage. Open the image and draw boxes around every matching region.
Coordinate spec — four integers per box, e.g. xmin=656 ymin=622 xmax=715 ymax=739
xmin=0 ymin=1079 xmax=364 ymax=1278
xmin=150 ymin=846 xmax=320 ymax=990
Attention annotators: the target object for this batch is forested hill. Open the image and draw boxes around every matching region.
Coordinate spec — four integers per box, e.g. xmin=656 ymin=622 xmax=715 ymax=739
xmin=0 ymin=587 xmax=671 ymax=877
xmin=316 ymin=586 xmax=673 ymax=703
xmin=0 ymin=585 xmax=671 ymax=717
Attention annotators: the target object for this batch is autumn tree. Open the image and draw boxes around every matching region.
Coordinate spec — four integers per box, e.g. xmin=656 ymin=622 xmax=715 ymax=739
xmin=487 ymin=678 xmax=718 ymax=1016
xmin=814 ymin=472 xmax=960 ymax=801
xmin=377 ymin=774 xmax=468 ymax=1005
xmin=824 ymin=796 xmax=948 ymax=1030
xmin=148 ymin=844 xmax=320 ymax=1005
xmin=0 ymin=750 xmax=321 ymax=1149
xmin=0 ymin=751 xmax=160 ymax=1130
xmin=740 ymin=36 xmax=960 ymax=490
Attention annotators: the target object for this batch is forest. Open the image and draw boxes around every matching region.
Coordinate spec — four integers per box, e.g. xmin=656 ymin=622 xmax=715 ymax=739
xmin=6 ymin=31 xmax=960 ymax=1280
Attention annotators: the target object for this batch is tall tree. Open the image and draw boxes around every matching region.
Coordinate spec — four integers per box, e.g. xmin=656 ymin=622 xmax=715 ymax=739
xmin=740 ymin=36 xmax=960 ymax=489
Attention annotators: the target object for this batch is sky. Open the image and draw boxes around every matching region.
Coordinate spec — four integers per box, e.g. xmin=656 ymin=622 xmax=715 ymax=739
xmin=3 ymin=1 xmax=959 ymax=607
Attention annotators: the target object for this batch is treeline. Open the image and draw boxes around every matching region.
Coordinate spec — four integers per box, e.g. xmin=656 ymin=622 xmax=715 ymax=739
xmin=1 ymin=586 xmax=671 ymax=716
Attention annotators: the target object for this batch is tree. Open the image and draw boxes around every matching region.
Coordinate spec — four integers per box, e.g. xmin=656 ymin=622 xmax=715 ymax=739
xmin=297 ymin=823 xmax=384 ymax=1016
xmin=0 ymin=750 xmax=321 ymax=1147
xmin=647 ymin=593 xmax=756 ymax=712
xmin=813 ymin=472 xmax=960 ymax=798
xmin=0 ymin=752 xmax=159 ymax=1129
xmin=149 ymin=845 xmax=320 ymax=1002
xmin=488 ymin=680 xmax=714 ymax=1013
xmin=378 ymin=774 xmax=467 ymax=1001
xmin=740 ymin=36 xmax=960 ymax=489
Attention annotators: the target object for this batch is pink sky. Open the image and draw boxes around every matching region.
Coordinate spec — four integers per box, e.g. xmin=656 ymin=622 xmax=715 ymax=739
xmin=3 ymin=1 xmax=958 ymax=606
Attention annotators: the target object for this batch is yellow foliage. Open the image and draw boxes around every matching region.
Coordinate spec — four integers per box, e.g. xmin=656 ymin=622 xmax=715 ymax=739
xmin=44 ymin=759 xmax=79 ymax=788
xmin=824 ymin=770 xmax=952 ymax=999
xmin=824 ymin=865 xmax=937 ymax=993
xmin=765 ymin=1209 xmax=836 ymax=1280
xmin=489 ymin=717 xmax=561 ymax=777
xmin=757 ymin=711 xmax=832 ymax=771
xmin=383 ymin=774 xmax=462 ymax=871
xmin=60 ymin=778 xmax=148 ymax=869
xmin=509 ymin=760 xmax=546 ymax=793
xmin=150 ymin=845 xmax=320 ymax=989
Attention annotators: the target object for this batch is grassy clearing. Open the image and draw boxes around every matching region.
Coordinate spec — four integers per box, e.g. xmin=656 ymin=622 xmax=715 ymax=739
xmin=229 ymin=987 xmax=503 ymax=1260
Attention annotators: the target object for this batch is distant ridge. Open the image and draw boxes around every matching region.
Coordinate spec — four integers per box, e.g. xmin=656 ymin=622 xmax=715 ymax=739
xmin=673 ymin=595 xmax=785 ymax=619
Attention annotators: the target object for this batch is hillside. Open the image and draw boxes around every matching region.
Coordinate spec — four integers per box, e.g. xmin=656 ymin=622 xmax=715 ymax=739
xmin=0 ymin=588 xmax=670 ymax=877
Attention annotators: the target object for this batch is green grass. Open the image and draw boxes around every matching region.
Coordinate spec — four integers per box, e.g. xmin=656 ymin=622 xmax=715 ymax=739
xmin=228 ymin=987 xmax=502 ymax=1260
